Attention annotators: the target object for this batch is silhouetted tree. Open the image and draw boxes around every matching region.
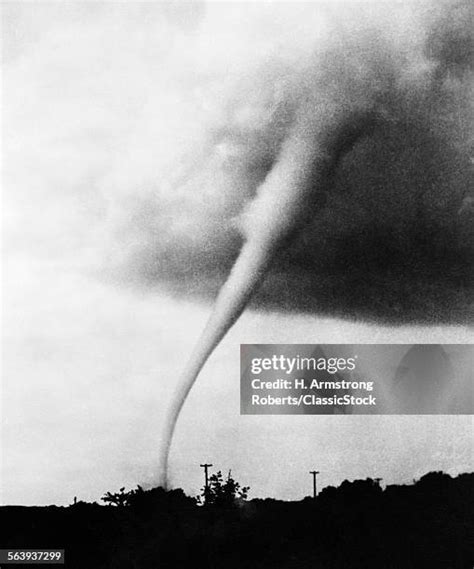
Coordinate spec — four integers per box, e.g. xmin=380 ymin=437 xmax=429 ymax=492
xmin=200 ymin=470 xmax=250 ymax=507
xmin=101 ymin=486 xmax=131 ymax=507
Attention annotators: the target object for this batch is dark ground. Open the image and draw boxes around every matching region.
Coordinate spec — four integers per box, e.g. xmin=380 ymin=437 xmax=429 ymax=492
xmin=1 ymin=471 xmax=473 ymax=568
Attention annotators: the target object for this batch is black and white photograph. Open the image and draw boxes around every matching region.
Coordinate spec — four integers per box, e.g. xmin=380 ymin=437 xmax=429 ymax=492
xmin=1 ymin=1 xmax=473 ymax=567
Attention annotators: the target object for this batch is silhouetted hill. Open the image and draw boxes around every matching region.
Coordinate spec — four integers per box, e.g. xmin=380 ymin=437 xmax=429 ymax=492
xmin=1 ymin=472 xmax=472 ymax=568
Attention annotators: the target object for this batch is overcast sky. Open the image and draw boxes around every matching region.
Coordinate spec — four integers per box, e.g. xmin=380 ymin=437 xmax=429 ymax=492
xmin=2 ymin=1 xmax=472 ymax=506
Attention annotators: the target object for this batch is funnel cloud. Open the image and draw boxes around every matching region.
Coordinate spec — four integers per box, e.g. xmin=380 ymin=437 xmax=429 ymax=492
xmin=158 ymin=1 xmax=473 ymax=486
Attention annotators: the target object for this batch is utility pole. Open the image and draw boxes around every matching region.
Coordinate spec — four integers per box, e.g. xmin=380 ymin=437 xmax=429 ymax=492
xmin=309 ymin=470 xmax=320 ymax=498
xmin=374 ymin=477 xmax=383 ymax=487
xmin=200 ymin=463 xmax=213 ymax=499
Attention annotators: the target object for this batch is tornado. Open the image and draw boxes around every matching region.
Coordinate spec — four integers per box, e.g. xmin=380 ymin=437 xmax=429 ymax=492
xmin=159 ymin=0 xmax=473 ymax=485
xmin=160 ymin=102 xmax=377 ymax=487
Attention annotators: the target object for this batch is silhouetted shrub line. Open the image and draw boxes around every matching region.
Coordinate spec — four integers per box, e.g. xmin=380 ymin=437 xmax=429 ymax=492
xmin=1 ymin=471 xmax=472 ymax=568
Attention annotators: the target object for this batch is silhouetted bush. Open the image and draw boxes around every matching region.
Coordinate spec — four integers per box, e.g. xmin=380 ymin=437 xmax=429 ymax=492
xmin=101 ymin=487 xmax=131 ymax=507
xmin=128 ymin=486 xmax=197 ymax=513
xmin=200 ymin=470 xmax=250 ymax=508
xmin=101 ymin=485 xmax=197 ymax=514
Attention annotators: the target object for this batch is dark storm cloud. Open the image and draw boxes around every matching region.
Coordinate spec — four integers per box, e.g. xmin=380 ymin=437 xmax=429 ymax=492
xmin=4 ymin=1 xmax=472 ymax=324
xmin=104 ymin=1 xmax=473 ymax=325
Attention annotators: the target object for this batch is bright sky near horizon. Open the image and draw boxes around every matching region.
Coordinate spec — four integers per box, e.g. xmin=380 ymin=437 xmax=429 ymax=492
xmin=3 ymin=261 xmax=472 ymax=504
